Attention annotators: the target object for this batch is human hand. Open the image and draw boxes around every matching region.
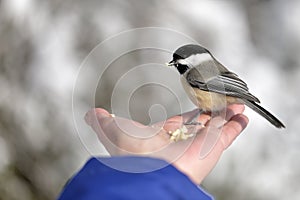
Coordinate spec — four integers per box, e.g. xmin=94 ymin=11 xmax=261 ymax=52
xmin=85 ymin=104 xmax=248 ymax=184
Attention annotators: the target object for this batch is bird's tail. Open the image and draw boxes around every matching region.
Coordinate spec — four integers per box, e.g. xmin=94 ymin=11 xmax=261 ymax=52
xmin=242 ymin=100 xmax=285 ymax=128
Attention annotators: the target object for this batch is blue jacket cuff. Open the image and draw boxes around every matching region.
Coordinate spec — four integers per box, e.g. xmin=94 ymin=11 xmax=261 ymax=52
xmin=58 ymin=156 xmax=214 ymax=200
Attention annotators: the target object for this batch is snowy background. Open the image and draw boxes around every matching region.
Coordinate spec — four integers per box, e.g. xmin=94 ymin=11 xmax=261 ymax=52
xmin=0 ymin=0 xmax=299 ymax=199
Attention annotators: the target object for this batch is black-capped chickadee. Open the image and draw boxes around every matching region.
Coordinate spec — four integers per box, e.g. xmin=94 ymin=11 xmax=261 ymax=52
xmin=167 ymin=44 xmax=285 ymax=128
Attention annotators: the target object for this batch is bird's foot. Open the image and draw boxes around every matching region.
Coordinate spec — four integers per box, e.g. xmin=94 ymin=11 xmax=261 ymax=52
xmin=184 ymin=121 xmax=202 ymax=126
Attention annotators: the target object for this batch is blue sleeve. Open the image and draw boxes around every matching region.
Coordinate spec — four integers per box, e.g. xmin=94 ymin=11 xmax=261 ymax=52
xmin=58 ymin=156 xmax=214 ymax=200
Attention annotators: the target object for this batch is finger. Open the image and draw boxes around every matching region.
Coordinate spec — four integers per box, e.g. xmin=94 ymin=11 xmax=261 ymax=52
xmin=165 ymin=109 xmax=212 ymax=123
xmin=181 ymin=109 xmax=212 ymax=124
xmin=85 ymin=108 xmax=162 ymax=138
xmin=89 ymin=112 xmax=127 ymax=154
xmin=195 ymin=107 xmax=247 ymax=158
xmin=161 ymin=115 xmax=183 ymax=133
xmin=204 ymin=104 xmax=246 ymax=128
xmin=161 ymin=109 xmax=211 ymax=133
xmin=220 ymin=114 xmax=249 ymax=149
xmin=225 ymin=104 xmax=245 ymax=121
xmin=153 ymin=104 xmax=246 ymax=138
xmin=85 ymin=108 xmax=110 ymax=125
xmin=84 ymin=109 xmax=120 ymax=150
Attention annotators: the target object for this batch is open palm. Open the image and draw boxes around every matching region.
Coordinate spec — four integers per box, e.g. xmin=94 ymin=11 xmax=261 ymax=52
xmin=85 ymin=104 xmax=248 ymax=184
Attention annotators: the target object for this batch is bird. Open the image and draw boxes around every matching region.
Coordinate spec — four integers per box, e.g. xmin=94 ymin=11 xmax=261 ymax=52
xmin=167 ymin=44 xmax=285 ymax=128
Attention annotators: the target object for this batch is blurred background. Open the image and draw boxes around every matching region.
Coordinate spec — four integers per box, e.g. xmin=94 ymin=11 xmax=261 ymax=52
xmin=0 ymin=0 xmax=300 ymax=199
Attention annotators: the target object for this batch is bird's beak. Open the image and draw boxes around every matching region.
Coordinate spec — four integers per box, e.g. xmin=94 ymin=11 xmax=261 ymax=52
xmin=166 ymin=60 xmax=175 ymax=67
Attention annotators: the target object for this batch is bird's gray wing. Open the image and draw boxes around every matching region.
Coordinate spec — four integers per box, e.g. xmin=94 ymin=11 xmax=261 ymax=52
xmin=186 ymin=67 xmax=260 ymax=103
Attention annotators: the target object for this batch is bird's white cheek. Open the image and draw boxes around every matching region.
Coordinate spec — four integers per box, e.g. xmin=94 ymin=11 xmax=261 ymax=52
xmin=179 ymin=53 xmax=213 ymax=66
xmin=177 ymin=59 xmax=189 ymax=65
